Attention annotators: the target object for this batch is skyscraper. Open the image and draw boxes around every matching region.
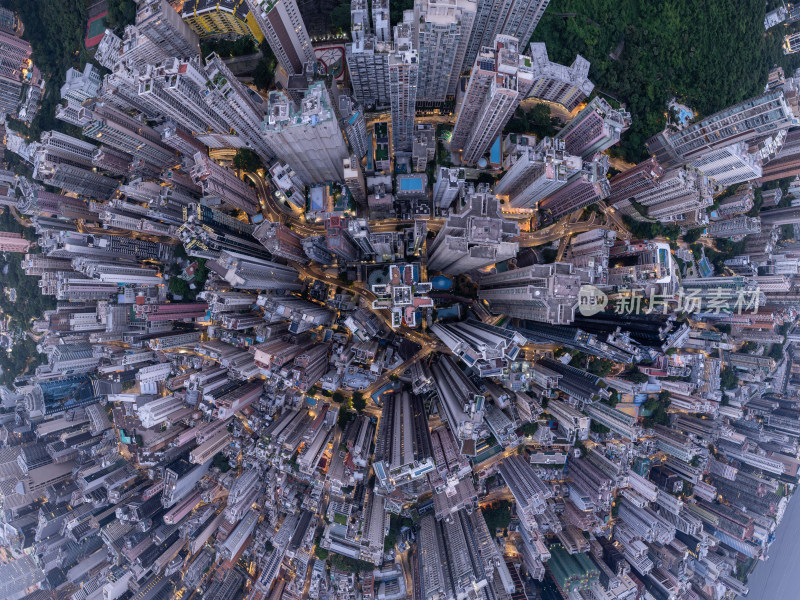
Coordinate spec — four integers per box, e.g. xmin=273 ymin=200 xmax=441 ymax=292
xmin=556 ymin=96 xmax=631 ymax=159
xmin=135 ymin=0 xmax=201 ymax=59
xmin=346 ymin=36 xmax=392 ymax=109
xmin=201 ymin=55 xmax=276 ymax=160
xmin=621 ymin=167 xmax=713 ymax=223
xmin=339 ymin=95 xmax=369 ymax=158
xmin=191 ymin=153 xmax=260 ymax=215
xmin=0 ymin=232 xmax=31 ymax=253
xmin=0 ymin=29 xmax=35 ymax=116
xmin=212 ymin=249 xmax=302 ymax=290
xmin=646 ymin=90 xmax=798 ymax=169
xmin=82 ymin=102 xmax=178 ymax=168
xmin=537 ymin=156 xmax=610 ymax=223
xmin=246 ymin=0 xmax=315 ymax=76
xmin=607 ymin=158 xmax=664 ymax=204
xmin=432 ymin=166 xmax=466 ymax=210
xmin=689 ymin=142 xmax=762 ymax=187
xmin=463 ymin=0 xmax=550 ymax=70
xmin=427 ymin=185 xmax=519 ymax=274
xmin=451 ymin=35 xmax=534 ymax=166
xmin=137 ymin=58 xmax=234 ymax=141
xmin=414 ymin=0 xmax=476 ymax=104
xmin=253 ymin=220 xmax=310 ymax=263
xmin=343 ymin=156 xmax=367 ymax=205
xmin=181 ymin=0 xmax=264 ymax=40
xmin=494 ymin=137 xmax=583 ymax=209
xmin=263 ymin=82 xmax=349 ymax=185
xmin=388 ymin=15 xmax=419 ymax=152
xmin=373 ymin=0 xmax=391 ymax=42
xmin=478 ymin=262 xmax=591 ymax=324
xmin=526 ymin=43 xmax=595 ymax=112
xmin=32 ymin=131 xmax=119 ymax=200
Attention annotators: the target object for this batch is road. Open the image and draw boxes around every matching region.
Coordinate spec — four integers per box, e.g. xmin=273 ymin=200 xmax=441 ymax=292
xmin=514 ymin=219 xmax=617 ymax=247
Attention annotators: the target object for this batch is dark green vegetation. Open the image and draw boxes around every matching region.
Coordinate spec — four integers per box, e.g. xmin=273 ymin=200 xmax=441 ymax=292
xmin=201 ymin=36 xmax=258 ymax=59
xmin=0 ymin=210 xmax=53 ymax=384
xmin=168 ymin=258 xmax=209 ymax=301
xmin=104 ymin=0 xmax=136 ymax=31
xmin=622 ymin=215 xmax=680 ymax=241
xmin=253 ymin=42 xmax=278 ymax=92
xmin=2 ymin=0 xmax=91 ymax=140
xmin=329 ymin=554 xmax=375 ymax=572
xmin=212 ymin=452 xmax=231 ymax=472
xmin=482 ymin=500 xmax=512 ymax=533
xmin=330 ymin=3 xmax=351 ymax=34
xmin=721 ymin=367 xmax=738 ymax=390
xmin=233 ymin=148 xmax=263 ymax=173
xmin=532 ymin=0 xmax=799 ymax=162
xmin=390 ymin=0 xmax=414 ymax=26
xmin=642 ymin=390 xmax=671 ymax=428
xmin=504 ymin=104 xmax=559 ymax=138
xmin=383 ymin=514 xmax=413 ymax=551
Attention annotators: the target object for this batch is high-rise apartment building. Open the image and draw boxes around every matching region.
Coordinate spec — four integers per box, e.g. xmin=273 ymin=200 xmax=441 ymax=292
xmin=0 ymin=232 xmax=30 ymax=253
xmin=136 ymin=0 xmax=201 ymax=59
xmin=706 ymin=216 xmax=762 ymax=238
xmin=527 ymin=42 xmax=594 ymax=112
xmin=646 ymin=90 xmax=798 ymax=168
xmin=556 ymin=96 xmax=631 ymax=159
xmin=263 ymin=82 xmax=349 ymax=184
xmin=427 ymin=185 xmax=519 ymax=274
xmin=343 ymin=156 xmax=367 ymax=205
xmin=0 ymin=29 xmax=35 ymax=116
xmin=464 ymin=0 xmax=550 ymax=69
xmin=478 ymin=262 xmax=591 ymax=324
xmin=191 ymin=153 xmax=260 ymax=215
xmin=82 ymin=102 xmax=177 ymax=168
xmin=690 ymin=142 xmax=762 ymax=187
xmin=537 ymin=156 xmax=610 ymax=223
xmin=181 ymin=0 xmax=264 ymax=40
xmin=414 ymin=0 xmax=477 ymax=104
xmin=212 ymin=250 xmax=302 ymax=290
xmin=607 ymin=158 xmax=664 ymax=204
xmin=760 ymin=128 xmax=800 ymax=182
xmin=246 ymin=0 xmax=315 ymax=76
xmin=253 ymin=221 xmax=309 ymax=263
xmin=388 ymin=15 xmax=419 ymax=152
xmin=201 ymin=55 xmax=276 ymax=160
xmin=56 ymin=63 xmax=102 ymax=127
xmin=495 ymin=137 xmax=583 ymax=209
xmin=452 ymin=35 xmax=534 ymax=165
xmin=32 ymin=131 xmax=119 ymax=200
xmin=431 ymin=318 xmax=526 ymax=376
xmin=430 ymin=355 xmax=485 ymax=453
xmin=339 ymin=95 xmax=369 ymax=158
xmin=137 ymin=58 xmax=232 ymax=141
xmin=346 ymin=36 xmax=392 ymax=109
xmin=624 ymin=167 xmax=713 ymax=223
xmin=373 ymin=0 xmax=391 ymax=42
xmin=325 ymin=216 xmax=360 ymax=262
xmin=432 ymin=166 xmax=466 ymax=210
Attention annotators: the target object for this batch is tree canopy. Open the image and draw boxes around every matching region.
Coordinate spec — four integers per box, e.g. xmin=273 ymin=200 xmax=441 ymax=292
xmin=531 ymin=0 xmax=800 ymax=162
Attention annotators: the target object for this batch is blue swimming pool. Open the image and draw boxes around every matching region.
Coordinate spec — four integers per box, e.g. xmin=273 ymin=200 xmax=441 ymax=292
xmin=431 ymin=275 xmax=453 ymax=290
xmin=399 ymin=177 xmax=424 ymax=192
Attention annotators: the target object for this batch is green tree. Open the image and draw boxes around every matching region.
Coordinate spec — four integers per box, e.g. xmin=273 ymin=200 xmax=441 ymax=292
xmin=330 ymin=3 xmax=351 ymax=33
xmin=351 ymin=392 xmax=366 ymax=413
xmin=720 ymin=367 xmax=738 ymax=390
xmin=105 ymin=0 xmax=136 ymax=31
xmin=233 ymin=148 xmax=262 ymax=172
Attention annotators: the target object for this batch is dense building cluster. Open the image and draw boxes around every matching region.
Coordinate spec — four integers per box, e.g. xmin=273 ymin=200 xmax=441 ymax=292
xmin=1 ymin=2 xmax=800 ymax=600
